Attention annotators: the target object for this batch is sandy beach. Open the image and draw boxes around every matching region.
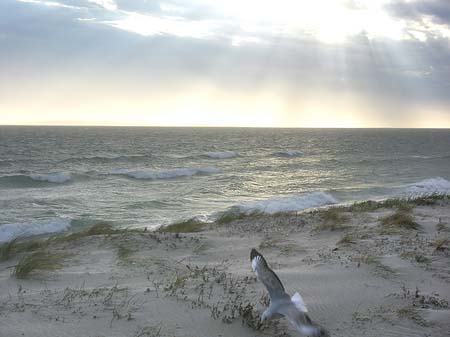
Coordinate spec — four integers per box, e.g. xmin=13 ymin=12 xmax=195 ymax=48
xmin=1 ymin=195 xmax=449 ymax=337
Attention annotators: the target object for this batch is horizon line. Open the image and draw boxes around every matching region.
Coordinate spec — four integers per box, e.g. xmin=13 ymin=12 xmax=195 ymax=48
xmin=1 ymin=123 xmax=450 ymax=130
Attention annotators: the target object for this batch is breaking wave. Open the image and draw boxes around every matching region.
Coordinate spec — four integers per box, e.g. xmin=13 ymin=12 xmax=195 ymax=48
xmin=405 ymin=177 xmax=450 ymax=197
xmin=0 ymin=172 xmax=72 ymax=187
xmin=0 ymin=218 xmax=72 ymax=243
xmin=111 ymin=166 xmax=219 ymax=180
xmin=224 ymin=191 xmax=337 ymax=215
xmin=61 ymin=154 xmax=152 ymax=164
xmin=205 ymin=151 xmax=237 ymax=159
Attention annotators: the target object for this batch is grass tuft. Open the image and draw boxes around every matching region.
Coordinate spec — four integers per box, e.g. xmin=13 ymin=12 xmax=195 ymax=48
xmin=160 ymin=218 xmax=205 ymax=233
xmin=13 ymin=251 xmax=68 ymax=279
xmin=52 ymin=223 xmax=117 ymax=243
xmin=215 ymin=210 xmax=261 ymax=225
xmin=397 ymin=306 xmax=429 ymax=326
xmin=433 ymin=237 xmax=449 ymax=251
xmin=381 ymin=210 xmax=420 ymax=232
xmin=345 ymin=194 xmax=448 ymax=213
xmin=337 ymin=233 xmax=356 ymax=245
xmin=117 ymin=245 xmax=134 ymax=261
xmin=0 ymin=239 xmax=18 ymax=262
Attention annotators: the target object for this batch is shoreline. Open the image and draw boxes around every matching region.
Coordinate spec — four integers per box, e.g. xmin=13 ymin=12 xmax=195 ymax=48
xmin=1 ymin=195 xmax=450 ymax=336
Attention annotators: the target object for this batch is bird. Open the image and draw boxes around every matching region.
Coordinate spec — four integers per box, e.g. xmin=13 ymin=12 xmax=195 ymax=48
xmin=250 ymin=248 xmax=329 ymax=336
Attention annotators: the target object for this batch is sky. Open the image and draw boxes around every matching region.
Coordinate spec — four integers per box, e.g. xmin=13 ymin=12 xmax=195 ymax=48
xmin=0 ymin=0 xmax=450 ymax=127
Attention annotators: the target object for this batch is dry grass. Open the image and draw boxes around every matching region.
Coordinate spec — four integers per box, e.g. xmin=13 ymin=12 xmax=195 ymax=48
xmin=117 ymin=245 xmax=134 ymax=261
xmin=397 ymin=306 xmax=429 ymax=326
xmin=0 ymin=239 xmax=17 ymax=262
xmin=433 ymin=237 xmax=449 ymax=251
xmin=13 ymin=250 xmax=68 ymax=279
xmin=380 ymin=210 xmax=420 ymax=232
xmin=354 ymin=254 xmax=394 ymax=277
xmin=344 ymin=194 xmax=448 ymax=213
xmin=0 ymin=238 xmax=48 ymax=262
xmin=215 ymin=210 xmax=262 ymax=225
xmin=160 ymin=218 xmax=205 ymax=233
xmin=337 ymin=233 xmax=356 ymax=245
xmin=52 ymin=223 xmax=117 ymax=243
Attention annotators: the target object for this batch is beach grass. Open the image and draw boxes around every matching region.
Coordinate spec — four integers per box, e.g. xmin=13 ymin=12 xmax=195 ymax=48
xmin=343 ymin=194 xmax=448 ymax=213
xmin=0 ymin=239 xmax=17 ymax=262
xmin=160 ymin=218 xmax=205 ymax=233
xmin=51 ymin=223 xmax=118 ymax=243
xmin=380 ymin=210 xmax=420 ymax=232
xmin=13 ymin=250 xmax=68 ymax=279
xmin=433 ymin=237 xmax=449 ymax=251
xmin=337 ymin=233 xmax=356 ymax=245
xmin=117 ymin=244 xmax=134 ymax=261
xmin=215 ymin=210 xmax=261 ymax=225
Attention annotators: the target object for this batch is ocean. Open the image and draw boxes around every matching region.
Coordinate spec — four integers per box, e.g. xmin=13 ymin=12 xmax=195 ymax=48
xmin=1 ymin=126 xmax=450 ymax=243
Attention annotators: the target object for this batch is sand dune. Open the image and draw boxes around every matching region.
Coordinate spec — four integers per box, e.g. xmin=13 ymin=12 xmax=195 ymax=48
xmin=1 ymin=196 xmax=449 ymax=337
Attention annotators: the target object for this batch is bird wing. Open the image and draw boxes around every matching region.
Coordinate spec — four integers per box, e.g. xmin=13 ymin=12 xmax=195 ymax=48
xmin=250 ymin=248 xmax=286 ymax=301
xmin=277 ymin=301 xmax=329 ymax=337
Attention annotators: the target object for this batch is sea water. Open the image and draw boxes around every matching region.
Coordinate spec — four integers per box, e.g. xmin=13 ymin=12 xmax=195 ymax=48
xmin=1 ymin=126 xmax=450 ymax=242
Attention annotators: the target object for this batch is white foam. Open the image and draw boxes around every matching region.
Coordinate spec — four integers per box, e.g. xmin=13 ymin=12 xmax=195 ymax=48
xmin=233 ymin=192 xmax=337 ymax=215
xmin=30 ymin=172 xmax=72 ymax=183
xmin=206 ymin=151 xmax=237 ymax=159
xmin=405 ymin=177 xmax=450 ymax=197
xmin=114 ymin=166 xmax=219 ymax=180
xmin=0 ymin=218 xmax=72 ymax=243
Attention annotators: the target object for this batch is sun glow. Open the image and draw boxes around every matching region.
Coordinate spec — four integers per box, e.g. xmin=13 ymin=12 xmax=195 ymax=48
xmin=193 ymin=0 xmax=405 ymax=43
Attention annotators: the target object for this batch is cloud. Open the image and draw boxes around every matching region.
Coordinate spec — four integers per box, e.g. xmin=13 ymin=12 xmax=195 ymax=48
xmin=1 ymin=0 xmax=450 ymax=126
xmin=87 ymin=0 xmax=117 ymax=11
xmin=385 ymin=0 xmax=450 ymax=25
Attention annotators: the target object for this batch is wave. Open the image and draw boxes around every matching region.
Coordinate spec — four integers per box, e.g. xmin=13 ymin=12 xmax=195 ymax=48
xmin=30 ymin=172 xmax=72 ymax=183
xmin=61 ymin=154 xmax=152 ymax=164
xmin=0 ymin=172 xmax=72 ymax=187
xmin=273 ymin=150 xmax=304 ymax=157
xmin=205 ymin=151 xmax=237 ymax=159
xmin=0 ymin=218 xmax=72 ymax=243
xmin=224 ymin=191 xmax=337 ymax=215
xmin=111 ymin=166 xmax=219 ymax=180
xmin=405 ymin=177 xmax=450 ymax=197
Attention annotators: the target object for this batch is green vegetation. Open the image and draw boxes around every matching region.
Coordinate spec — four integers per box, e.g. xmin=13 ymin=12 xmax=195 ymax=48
xmin=313 ymin=208 xmax=349 ymax=231
xmin=343 ymin=194 xmax=448 ymax=213
xmin=400 ymin=251 xmax=431 ymax=264
xmin=0 ymin=239 xmax=17 ymax=262
xmin=52 ymin=223 xmax=118 ymax=243
xmin=322 ymin=208 xmax=349 ymax=224
xmin=160 ymin=218 xmax=205 ymax=233
xmin=436 ymin=220 xmax=449 ymax=232
xmin=258 ymin=237 xmax=282 ymax=249
xmin=433 ymin=237 xmax=449 ymax=251
xmin=380 ymin=210 xmax=420 ymax=232
xmin=397 ymin=306 xmax=429 ymax=326
xmin=215 ymin=210 xmax=261 ymax=225
xmin=117 ymin=245 xmax=134 ymax=261
xmin=0 ymin=238 xmax=49 ymax=262
xmin=13 ymin=250 xmax=68 ymax=279
xmin=355 ymin=254 xmax=394 ymax=277
xmin=337 ymin=233 xmax=356 ymax=245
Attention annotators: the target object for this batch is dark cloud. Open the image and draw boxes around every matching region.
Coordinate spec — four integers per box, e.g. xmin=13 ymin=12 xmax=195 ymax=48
xmin=385 ymin=0 xmax=450 ymax=25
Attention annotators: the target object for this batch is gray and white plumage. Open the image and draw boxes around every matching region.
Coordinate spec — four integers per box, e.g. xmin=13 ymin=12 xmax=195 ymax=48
xmin=250 ymin=248 xmax=329 ymax=337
